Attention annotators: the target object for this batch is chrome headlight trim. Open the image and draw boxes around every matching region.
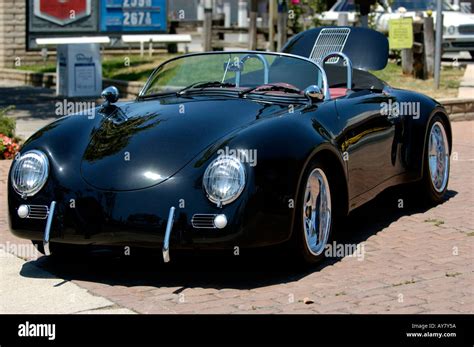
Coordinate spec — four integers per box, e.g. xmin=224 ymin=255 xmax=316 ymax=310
xmin=11 ymin=150 xmax=49 ymax=197
xmin=203 ymin=155 xmax=246 ymax=206
xmin=447 ymin=25 xmax=457 ymax=35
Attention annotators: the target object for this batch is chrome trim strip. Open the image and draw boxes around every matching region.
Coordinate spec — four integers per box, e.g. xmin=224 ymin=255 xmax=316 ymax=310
xmin=43 ymin=201 xmax=56 ymax=256
xmin=26 ymin=205 xmax=49 ymax=220
xmin=191 ymin=214 xmax=218 ymax=229
xmin=162 ymin=206 xmax=176 ymax=263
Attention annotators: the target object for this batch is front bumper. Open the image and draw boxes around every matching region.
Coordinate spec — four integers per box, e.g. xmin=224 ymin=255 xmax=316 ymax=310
xmin=443 ymin=36 xmax=474 ymax=52
xmin=8 ymin=171 xmax=292 ymax=253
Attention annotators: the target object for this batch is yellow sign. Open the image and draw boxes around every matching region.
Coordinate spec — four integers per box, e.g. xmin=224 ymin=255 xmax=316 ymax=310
xmin=389 ymin=18 xmax=414 ymax=50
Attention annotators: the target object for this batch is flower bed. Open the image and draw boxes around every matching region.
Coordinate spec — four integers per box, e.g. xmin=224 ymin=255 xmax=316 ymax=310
xmin=0 ymin=134 xmax=20 ymax=159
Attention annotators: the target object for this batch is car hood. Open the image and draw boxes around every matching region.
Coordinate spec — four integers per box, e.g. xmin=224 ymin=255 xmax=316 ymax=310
xmin=80 ymin=96 xmax=270 ymax=191
xmin=441 ymin=11 xmax=474 ymax=26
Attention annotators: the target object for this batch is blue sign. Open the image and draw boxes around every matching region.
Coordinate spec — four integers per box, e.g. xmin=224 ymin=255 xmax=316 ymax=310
xmin=100 ymin=0 xmax=167 ymax=32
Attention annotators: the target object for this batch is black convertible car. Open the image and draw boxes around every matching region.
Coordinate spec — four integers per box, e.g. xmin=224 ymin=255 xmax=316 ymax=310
xmin=8 ymin=27 xmax=451 ymax=264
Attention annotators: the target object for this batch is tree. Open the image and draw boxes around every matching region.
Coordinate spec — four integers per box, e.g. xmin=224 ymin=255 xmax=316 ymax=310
xmin=288 ymin=0 xmax=328 ymax=33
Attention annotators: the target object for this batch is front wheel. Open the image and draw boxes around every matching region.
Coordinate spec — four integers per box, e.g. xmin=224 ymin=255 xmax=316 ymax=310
xmin=294 ymin=161 xmax=333 ymax=264
xmin=420 ymin=116 xmax=450 ymax=204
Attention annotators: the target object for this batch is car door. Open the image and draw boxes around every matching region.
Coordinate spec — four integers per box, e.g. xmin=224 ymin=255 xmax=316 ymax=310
xmin=335 ymin=90 xmax=403 ymax=203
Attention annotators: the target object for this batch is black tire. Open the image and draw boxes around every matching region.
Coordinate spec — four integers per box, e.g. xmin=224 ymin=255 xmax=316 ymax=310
xmin=292 ymin=159 xmax=335 ymax=264
xmin=420 ymin=115 xmax=450 ymax=204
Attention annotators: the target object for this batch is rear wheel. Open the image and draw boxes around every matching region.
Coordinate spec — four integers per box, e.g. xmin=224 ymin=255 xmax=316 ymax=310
xmin=420 ymin=116 xmax=450 ymax=204
xmin=294 ymin=161 xmax=333 ymax=264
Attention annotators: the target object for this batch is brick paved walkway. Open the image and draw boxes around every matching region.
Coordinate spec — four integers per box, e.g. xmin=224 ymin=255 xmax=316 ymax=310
xmin=1 ymin=122 xmax=473 ymax=314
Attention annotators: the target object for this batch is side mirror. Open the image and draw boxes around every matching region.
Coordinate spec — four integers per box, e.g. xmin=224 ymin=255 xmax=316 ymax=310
xmin=101 ymin=86 xmax=119 ymax=106
xmin=304 ymin=85 xmax=324 ymax=103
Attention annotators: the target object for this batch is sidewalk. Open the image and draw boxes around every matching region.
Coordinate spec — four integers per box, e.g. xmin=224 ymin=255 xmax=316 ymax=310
xmin=0 ymin=249 xmax=134 ymax=314
xmin=458 ymin=64 xmax=474 ymax=99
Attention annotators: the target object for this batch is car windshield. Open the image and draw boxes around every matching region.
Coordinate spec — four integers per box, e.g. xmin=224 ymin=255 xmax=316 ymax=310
xmin=140 ymin=52 xmax=324 ymax=98
xmin=333 ymin=0 xmax=454 ymax=11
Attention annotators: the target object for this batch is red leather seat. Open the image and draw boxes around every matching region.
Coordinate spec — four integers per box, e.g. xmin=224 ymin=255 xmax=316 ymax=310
xmin=329 ymin=88 xmax=348 ymax=99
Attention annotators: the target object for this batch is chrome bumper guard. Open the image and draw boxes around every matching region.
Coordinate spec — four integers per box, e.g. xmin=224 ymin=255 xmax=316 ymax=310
xmin=43 ymin=201 xmax=56 ymax=256
xmin=41 ymin=202 xmax=176 ymax=260
xmin=162 ymin=206 xmax=176 ymax=263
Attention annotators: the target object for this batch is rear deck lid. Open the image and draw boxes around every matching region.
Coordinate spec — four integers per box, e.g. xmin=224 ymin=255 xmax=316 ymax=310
xmin=282 ymin=26 xmax=389 ymax=71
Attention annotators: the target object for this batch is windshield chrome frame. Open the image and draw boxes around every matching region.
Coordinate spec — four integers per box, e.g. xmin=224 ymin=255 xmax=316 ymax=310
xmin=138 ymin=50 xmax=329 ymax=101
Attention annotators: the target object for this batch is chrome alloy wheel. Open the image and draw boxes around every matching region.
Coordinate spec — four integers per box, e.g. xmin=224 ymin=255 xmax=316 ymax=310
xmin=428 ymin=121 xmax=449 ymax=193
xmin=302 ymin=168 xmax=332 ymax=256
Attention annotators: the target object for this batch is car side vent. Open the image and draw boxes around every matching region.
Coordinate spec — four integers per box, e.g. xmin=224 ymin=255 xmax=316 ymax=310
xmin=191 ymin=214 xmax=217 ymax=229
xmin=310 ymin=27 xmax=351 ymax=64
xmin=27 ymin=205 xmax=49 ymax=220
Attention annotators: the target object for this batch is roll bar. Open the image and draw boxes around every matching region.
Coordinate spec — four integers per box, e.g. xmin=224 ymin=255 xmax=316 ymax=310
xmin=322 ymin=52 xmax=353 ymax=91
xmin=235 ymin=53 xmax=270 ymax=87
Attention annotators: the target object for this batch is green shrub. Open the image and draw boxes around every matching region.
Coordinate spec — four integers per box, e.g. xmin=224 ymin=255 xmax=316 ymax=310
xmin=0 ymin=106 xmax=16 ymax=138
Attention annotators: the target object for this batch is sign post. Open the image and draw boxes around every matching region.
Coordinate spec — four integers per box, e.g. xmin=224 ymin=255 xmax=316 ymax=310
xmin=434 ymin=0 xmax=443 ymax=89
xmin=28 ymin=0 xmax=169 ymax=97
xmin=28 ymin=0 xmax=99 ymax=50
xmin=388 ymin=18 xmax=414 ymax=50
xmin=389 ymin=17 xmax=414 ymax=75
xmin=100 ymin=0 xmax=167 ymax=33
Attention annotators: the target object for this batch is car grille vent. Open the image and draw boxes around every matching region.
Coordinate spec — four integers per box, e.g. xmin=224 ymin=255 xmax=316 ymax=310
xmin=310 ymin=27 xmax=351 ymax=64
xmin=459 ymin=25 xmax=474 ymax=35
xmin=27 ymin=205 xmax=49 ymax=220
xmin=191 ymin=214 xmax=217 ymax=229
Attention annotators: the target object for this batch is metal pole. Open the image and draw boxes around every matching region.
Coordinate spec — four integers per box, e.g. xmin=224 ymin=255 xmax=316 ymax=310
xmin=238 ymin=0 xmax=248 ymax=43
xmin=277 ymin=0 xmax=288 ymax=51
xmin=248 ymin=0 xmax=258 ymax=50
xmin=434 ymin=0 xmax=443 ymax=89
xmin=268 ymin=0 xmax=276 ymax=51
xmin=203 ymin=0 xmax=213 ymax=51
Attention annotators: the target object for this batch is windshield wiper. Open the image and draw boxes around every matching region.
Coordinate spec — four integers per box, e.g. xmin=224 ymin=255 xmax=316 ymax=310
xmin=177 ymin=81 xmax=236 ymax=96
xmin=239 ymin=84 xmax=302 ymax=97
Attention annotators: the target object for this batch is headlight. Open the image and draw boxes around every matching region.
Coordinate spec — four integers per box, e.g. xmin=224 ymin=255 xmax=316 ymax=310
xmin=11 ymin=150 xmax=49 ymax=197
xmin=447 ymin=26 xmax=457 ymax=35
xmin=203 ymin=155 xmax=246 ymax=206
